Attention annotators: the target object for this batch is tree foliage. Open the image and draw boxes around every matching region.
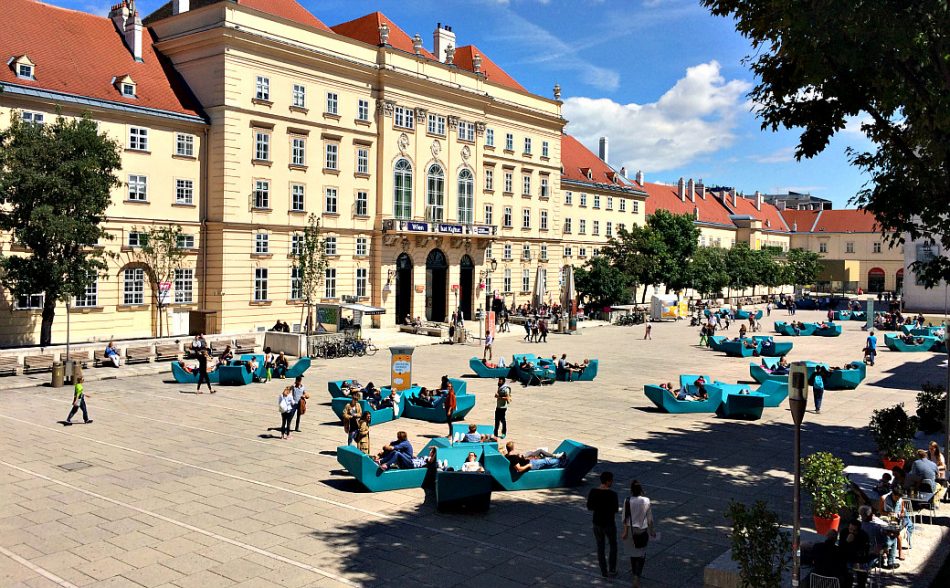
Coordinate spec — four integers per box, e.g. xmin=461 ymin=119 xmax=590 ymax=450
xmin=784 ymin=248 xmax=823 ymax=289
xmin=293 ymin=213 xmax=328 ymax=335
xmin=648 ymin=210 xmax=701 ymax=292
xmin=130 ymin=225 xmax=187 ymax=338
xmin=574 ymin=255 xmax=630 ymax=311
xmin=726 ymin=500 xmax=791 ymax=588
xmin=703 ymin=0 xmax=950 ymax=285
xmin=0 ymin=113 xmax=121 ymax=345
xmin=688 ymin=246 xmax=730 ymax=298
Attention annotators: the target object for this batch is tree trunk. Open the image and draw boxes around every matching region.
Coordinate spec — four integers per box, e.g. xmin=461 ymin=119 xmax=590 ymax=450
xmin=40 ymin=296 xmax=56 ymax=346
xmin=641 ymin=285 xmax=649 ymax=304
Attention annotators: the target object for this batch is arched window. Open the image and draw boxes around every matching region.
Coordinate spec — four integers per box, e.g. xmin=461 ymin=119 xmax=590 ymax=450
xmin=426 ymin=164 xmax=444 ymax=221
xmin=457 ymin=169 xmax=474 ymax=224
xmin=393 ymin=159 xmax=412 ymax=219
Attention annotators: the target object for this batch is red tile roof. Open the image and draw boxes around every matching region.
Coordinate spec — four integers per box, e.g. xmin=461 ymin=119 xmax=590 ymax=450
xmin=561 ymin=134 xmax=634 ymax=189
xmin=454 ymin=45 xmax=526 ymax=93
xmin=2 ymin=0 xmax=202 ymax=118
xmin=147 ymin=0 xmax=331 ymax=32
xmin=811 ymin=209 xmax=881 ymax=233
xmin=332 ymin=12 xmax=436 ymax=59
xmin=642 ymin=181 xmax=735 ymax=227
xmin=780 ymin=210 xmax=820 ymax=232
xmin=724 ymin=195 xmax=790 ymax=232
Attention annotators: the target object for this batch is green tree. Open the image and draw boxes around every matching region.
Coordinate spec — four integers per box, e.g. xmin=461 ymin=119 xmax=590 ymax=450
xmin=130 ymin=225 xmax=187 ymax=338
xmin=702 ymin=0 xmax=950 ymax=285
xmin=648 ymin=210 xmax=700 ymax=292
xmin=784 ymin=248 xmax=822 ymax=290
xmin=725 ymin=244 xmax=757 ymax=297
xmin=0 ymin=113 xmax=121 ymax=346
xmin=603 ymin=225 xmax=665 ymax=303
xmin=574 ymin=256 xmax=630 ymax=311
xmin=726 ymin=500 xmax=792 ymax=588
xmin=293 ymin=213 xmax=328 ymax=335
xmin=688 ymin=246 xmax=729 ymax=299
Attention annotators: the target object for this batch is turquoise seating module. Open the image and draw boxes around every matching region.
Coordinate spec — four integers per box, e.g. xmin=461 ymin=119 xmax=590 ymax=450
xmin=720 ymin=338 xmax=760 ymax=357
xmin=707 ymin=336 xmax=728 ymax=351
xmin=327 ymin=380 xmax=347 ymax=398
xmin=468 ymin=357 xmax=513 ymax=378
xmin=735 ymin=309 xmax=763 ymax=321
xmin=171 ymin=361 xmax=220 ymax=384
xmin=750 ymin=360 xmax=819 ymax=384
xmin=814 ymin=323 xmax=842 ymax=337
xmin=482 ymin=440 xmax=597 ymax=491
xmin=217 ymin=364 xmax=254 ymax=385
xmin=850 ymin=311 xmax=867 ymax=321
xmin=238 ymin=354 xmax=267 ymax=380
xmin=716 ymin=392 xmax=765 ymax=419
xmin=708 ymin=381 xmax=788 ymax=408
xmin=643 ymin=384 xmax=723 ymax=413
xmin=284 ymin=357 xmax=311 ymax=379
xmin=679 ymin=374 xmax=711 ymax=396
xmin=336 ymin=445 xmax=427 ymax=492
xmin=753 ymin=336 xmax=793 ymax=357
xmin=331 ymin=394 xmax=406 ymax=426
xmin=402 ymin=379 xmax=476 ymax=423
xmin=823 ymin=361 xmax=866 ymax=390
xmin=834 ymin=310 xmax=852 ymax=321
xmin=435 ymin=471 xmax=493 ymax=512
xmin=884 ymin=334 xmax=938 ymax=352
xmin=558 ymin=359 xmax=598 ymax=381
xmin=774 ymin=321 xmax=817 ymax=336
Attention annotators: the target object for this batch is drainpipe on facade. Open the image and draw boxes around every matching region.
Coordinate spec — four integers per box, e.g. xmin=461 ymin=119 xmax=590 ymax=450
xmin=199 ymin=126 xmax=209 ymax=318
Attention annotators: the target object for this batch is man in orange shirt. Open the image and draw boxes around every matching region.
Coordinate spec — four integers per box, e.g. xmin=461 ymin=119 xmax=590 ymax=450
xmin=444 ymin=380 xmax=457 ymax=437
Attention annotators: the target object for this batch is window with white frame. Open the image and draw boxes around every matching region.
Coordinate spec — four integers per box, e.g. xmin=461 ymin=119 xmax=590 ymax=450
xmin=564 ymin=246 xmax=573 ymax=257
xmin=325 ymin=143 xmax=339 ymax=170
xmin=254 ymin=268 xmax=268 ymax=301
xmin=579 ymin=219 xmax=587 ymax=234
xmin=21 ymin=111 xmax=44 ymax=125
xmin=606 ymin=222 xmax=613 ymax=238
xmin=522 ymin=208 xmax=531 ymax=229
xmin=540 ymin=177 xmax=549 ymax=198
xmin=291 ymin=234 xmax=303 ymax=256
xmin=121 ymin=82 xmax=136 ymax=97
xmin=254 ymin=130 xmax=270 ymax=161
xmin=522 ymin=243 xmax=531 ymax=260
xmin=426 ymin=165 xmax=445 ymax=222
xmin=326 ymin=92 xmax=339 ymax=115
xmin=394 ymin=159 xmax=413 ymax=220
xmin=505 ymin=133 xmax=514 ymax=151
xmin=255 ymin=233 xmax=269 ymax=254
xmin=485 ymin=169 xmax=494 ymax=191
xmin=123 ymin=268 xmax=145 ymax=305
xmin=291 ymin=184 xmax=305 ymax=211
xmin=523 ymin=137 xmax=532 ymax=154
xmin=176 ymin=234 xmax=195 ymax=249
xmin=542 ymin=141 xmax=549 ymax=158
xmin=75 ymin=276 xmax=98 ymax=308
xmin=291 ymin=137 xmax=306 ymax=166
xmin=593 ymin=195 xmax=601 ymax=209
xmin=255 ymin=76 xmax=270 ymax=100
xmin=580 ymin=193 xmax=587 ymax=207
xmin=175 ymin=133 xmax=194 ymax=157
xmin=618 ymin=223 xmax=626 ymax=233
xmin=458 ymin=169 xmax=474 ymax=224
xmin=127 ymin=175 xmax=148 ymax=201
xmin=291 ymin=266 xmax=302 ymax=300
xmin=324 ymin=188 xmax=338 ymax=214
xmin=818 ymin=242 xmax=828 ymax=253
xmin=564 ymin=218 xmax=572 ymax=233
xmin=356 ymin=267 xmax=368 ymax=298
xmin=357 ymin=99 xmax=370 ymax=121
xmin=565 ymin=191 xmax=573 ymax=205
xmin=16 ymin=62 xmax=33 ymax=79
xmin=428 ymin=114 xmax=446 ymax=136
xmin=174 ymin=268 xmax=194 ymax=303
xmin=394 ymin=106 xmax=414 ymax=129
xmin=459 ymin=121 xmax=475 ymax=142
xmin=484 ymin=204 xmax=493 ymax=225
xmin=619 ymin=199 xmax=627 ymax=212
xmin=504 ymin=172 xmax=513 ymax=193
xmin=485 ymin=245 xmax=493 ymax=260
xmin=540 ymin=243 xmax=548 ymax=260
xmin=356 ymin=191 xmax=368 ymax=216
xmin=15 ymin=293 xmax=43 ymax=309
xmin=486 ymin=128 xmax=494 ymax=147
xmin=522 ymin=175 xmax=531 ymax=195
xmin=522 ymin=269 xmax=530 ymax=292
xmin=128 ymin=126 xmax=148 ymax=151
xmin=632 ymin=201 xmax=639 ymax=214
xmin=503 ymin=269 xmax=512 ymax=292
xmin=324 ymin=268 xmax=337 ymax=298
xmin=579 ymin=247 xmax=588 ymax=258
xmin=127 ymin=231 xmax=147 ymax=248
xmin=593 ymin=220 xmax=600 ymax=236
xmin=846 ymin=242 xmax=855 ymax=254
xmin=606 ymin=197 xmax=613 ymax=210
xmin=175 ymin=179 xmax=194 ymax=205
xmin=593 ymin=248 xmax=600 ymax=257
xmin=873 ymin=242 xmax=882 ymax=253
xmin=503 ymin=207 xmax=512 ymax=228
xmin=324 ymin=236 xmax=337 ymax=256
xmin=254 ymin=180 xmax=270 ymax=208
xmin=356 ymin=237 xmax=368 ymax=257
xmin=356 ymin=148 xmax=369 ymax=174
xmin=503 ymin=243 xmax=512 ymax=259
xmin=540 ymin=210 xmax=548 ymax=230
xmin=292 ymin=84 xmax=306 ymax=108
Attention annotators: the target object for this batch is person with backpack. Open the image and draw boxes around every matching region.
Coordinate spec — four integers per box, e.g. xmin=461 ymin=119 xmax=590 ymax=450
xmin=812 ymin=367 xmax=827 ymax=414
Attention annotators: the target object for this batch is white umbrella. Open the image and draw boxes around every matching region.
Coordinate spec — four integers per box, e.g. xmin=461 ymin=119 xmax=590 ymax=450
xmin=562 ymin=264 xmax=576 ymax=315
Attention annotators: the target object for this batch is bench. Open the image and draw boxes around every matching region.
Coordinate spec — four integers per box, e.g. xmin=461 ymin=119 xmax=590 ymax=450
xmin=398 ymin=325 xmax=418 ymax=334
xmin=418 ymin=325 xmax=446 ymax=338
xmin=233 ymin=337 xmax=258 ymax=354
xmin=155 ymin=344 xmax=181 ymax=362
xmin=24 ymin=354 xmax=56 ymax=373
xmin=0 ymin=356 xmax=20 ymax=376
xmin=125 ymin=346 xmax=154 ymax=364
xmin=207 ymin=338 xmax=231 ymax=355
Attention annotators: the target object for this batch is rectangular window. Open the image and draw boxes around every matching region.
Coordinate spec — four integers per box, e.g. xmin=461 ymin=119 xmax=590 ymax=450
xmin=254 ymin=180 xmax=270 ymax=209
xmin=522 ymin=269 xmax=530 ymax=292
xmin=459 ymin=121 xmax=475 ymax=142
xmin=291 ymin=234 xmax=303 ymax=256
xmin=177 ymin=234 xmax=195 ymax=249
xmin=505 ymin=133 xmax=514 ymax=151
xmin=593 ymin=195 xmax=601 ymax=209
xmin=524 ymin=137 xmax=532 ymax=154
xmin=291 ymin=184 xmax=305 ymax=211
xmin=873 ymin=242 xmax=882 ymax=253
xmin=356 ymin=267 xmax=368 ymax=298
xmin=606 ymin=197 xmax=614 ymax=211
xmin=358 ymin=99 xmax=370 ymax=121
xmin=176 ymin=133 xmax=194 ymax=157
xmin=324 ymin=268 xmax=337 ymax=298
xmin=593 ymin=221 xmax=600 ymax=236
xmin=486 ymin=128 xmax=495 ymax=147
xmin=606 ymin=222 xmax=613 ymax=238
xmin=522 ymin=243 xmax=531 ymax=260
xmin=580 ymin=247 xmax=587 ymax=258
xmin=127 ymin=231 xmax=146 ymax=248
xmin=428 ymin=114 xmax=446 ymax=135
xmin=254 ymin=268 xmax=268 ymax=301
xmin=540 ymin=210 xmax=548 ymax=230
xmin=123 ymin=268 xmax=145 ymax=305
xmin=128 ymin=126 xmax=148 ymax=151
xmin=565 ymin=191 xmax=573 ymax=205
xmin=542 ymin=141 xmax=549 ymax=158
xmin=845 ymin=242 xmax=855 ymax=254
xmin=255 ymin=76 xmax=270 ymax=101
xmin=579 ymin=219 xmax=587 ymax=235
xmin=174 ymin=269 xmax=194 ymax=304
xmin=356 ymin=237 xmax=368 ymax=257
xmin=522 ymin=208 xmax=531 ymax=229
xmin=17 ymin=63 xmax=33 ymax=79
xmin=503 ymin=207 xmax=512 ymax=228
xmin=580 ymin=193 xmax=588 ymax=207
xmin=485 ymin=169 xmax=494 ymax=191
xmin=254 ymin=131 xmax=270 ymax=161
xmin=504 ymin=172 xmax=513 ymax=193
xmin=75 ymin=277 xmax=97 ymax=308
xmin=324 ymin=236 xmax=337 ymax=256
xmin=21 ymin=111 xmax=44 ymax=125
xmin=484 ymin=204 xmax=493 ymax=225
xmin=324 ymin=188 xmax=338 ymax=214
xmin=503 ymin=243 xmax=512 ymax=260
xmin=255 ymin=233 xmax=269 ymax=254
xmin=522 ymin=175 xmax=531 ymax=196
xmin=291 ymin=137 xmax=306 ymax=166
xmin=540 ymin=244 xmax=548 ymax=260
xmin=292 ymin=84 xmax=306 ymax=108
xmin=325 ymin=143 xmax=339 ymax=170
xmin=291 ymin=266 xmax=302 ymax=300
xmin=356 ymin=191 xmax=368 ymax=216
xmin=486 ymin=245 xmax=493 ymax=260
xmin=356 ymin=148 xmax=369 ymax=174
xmin=540 ymin=177 xmax=549 ymax=198
xmin=503 ymin=269 xmax=512 ymax=293
xmin=564 ymin=218 xmax=572 ymax=234
xmin=819 ymin=242 xmax=828 ymax=253
xmin=619 ymin=199 xmax=627 ymax=212
xmin=564 ymin=246 xmax=573 ymax=257
xmin=127 ymin=175 xmax=148 ymax=201
xmin=619 ymin=223 xmax=626 ymax=233
xmin=326 ymin=92 xmax=339 ymax=115
xmin=394 ymin=106 xmax=414 ymax=129
xmin=632 ymin=201 xmax=639 ymax=214
xmin=122 ymin=83 xmax=136 ymax=97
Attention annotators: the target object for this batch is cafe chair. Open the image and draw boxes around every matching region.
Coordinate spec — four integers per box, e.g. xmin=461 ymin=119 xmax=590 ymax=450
xmin=809 ymin=573 xmax=840 ymax=588
xmin=900 ymin=497 xmax=920 ymax=527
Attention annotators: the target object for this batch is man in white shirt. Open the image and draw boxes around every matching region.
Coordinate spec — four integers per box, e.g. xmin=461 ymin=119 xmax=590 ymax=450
xmin=483 ymin=332 xmax=494 ymax=361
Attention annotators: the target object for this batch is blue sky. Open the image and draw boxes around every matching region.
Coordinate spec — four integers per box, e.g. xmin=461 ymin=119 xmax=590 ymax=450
xmin=62 ymin=0 xmax=871 ymax=207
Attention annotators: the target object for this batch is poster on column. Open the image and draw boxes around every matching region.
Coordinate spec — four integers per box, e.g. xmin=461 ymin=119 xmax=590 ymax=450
xmin=389 ymin=345 xmax=414 ymax=392
xmin=486 ymin=311 xmax=496 ymax=338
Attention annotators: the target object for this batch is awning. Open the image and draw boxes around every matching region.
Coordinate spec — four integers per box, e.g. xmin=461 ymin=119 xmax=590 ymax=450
xmin=340 ymin=303 xmax=386 ymax=316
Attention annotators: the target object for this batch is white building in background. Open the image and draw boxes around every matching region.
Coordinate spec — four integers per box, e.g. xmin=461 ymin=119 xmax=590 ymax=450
xmin=902 ymin=233 xmax=949 ymax=314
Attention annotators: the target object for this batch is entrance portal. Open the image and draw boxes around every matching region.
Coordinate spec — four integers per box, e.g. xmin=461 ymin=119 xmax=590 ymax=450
xmin=868 ymin=267 xmax=886 ymax=293
xmin=459 ymin=255 xmax=474 ymax=321
xmin=395 ymin=253 xmax=413 ymax=322
xmin=425 ymin=249 xmax=448 ymax=322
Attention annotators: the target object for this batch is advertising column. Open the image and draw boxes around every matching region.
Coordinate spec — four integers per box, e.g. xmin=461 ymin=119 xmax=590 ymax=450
xmin=389 ymin=346 xmax=414 ymax=392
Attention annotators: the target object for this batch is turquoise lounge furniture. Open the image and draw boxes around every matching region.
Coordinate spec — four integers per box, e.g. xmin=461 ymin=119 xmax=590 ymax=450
xmin=814 ymin=323 xmax=842 ymax=337
xmin=884 ymin=334 xmax=939 ymax=352
xmin=336 ymin=445 xmax=428 ymax=492
xmin=753 ymin=336 xmax=793 ymax=357
xmin=823 ymin=361 xmax=866 ymax=390
xmin=482 ymin=439 xmax=597 ymax=491
xmin=716 ymin=391 xmax=765 ymax=419
xmin=422 ymin=424 xmax=498 ymax=448
xmin=720 ymin=338 xmax=760 ymax=357
xmin=850 ymin=311 xmax=867 ymax=321
xmin=510 ymin=354 xmax=557 ymax=385
xmin=331 ymin=392 xmax=407 ymax=426
xmin=435 ymin=470 xmax=493 ymax=512
xmin=680 ymin=374 xmax=711 ymax=396
xmin=402 ymin=379 xmax=476 ymax=423
xmin=238 ymin=354 xmax=267 ymax=380
xmin=708 ymin=381 xmax=788 ymax=408
xmin=834 ymin=310 xmax=852 ymax=321
xmin=284 ymin=357 xmax=311 ymax=379
xmin=775 ymin=321 xmax=816 ymax=336
xmin=643 ymin=384 xmax=724 ymax=413
xmin=750 ymin=360 xmax=820 ymax=385
xmin=558 ymin=359 xmax=599 ymax=381
xmin=468 ymin=357 xmax=513 ymax=378
xmin=217 ymin=363 xmax=254 ymax=385
xmin=171 ymin=361 xmax=220 ymax=384
xmin=328 ymin=380 xmax=348 ymax=398
xmin=735 ymin=309 xmax=763 ymax=321
xmin=707 ymin=335 xmax=728 ymax=351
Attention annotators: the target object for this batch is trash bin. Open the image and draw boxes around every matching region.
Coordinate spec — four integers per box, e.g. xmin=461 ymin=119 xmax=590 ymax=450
xmin=51 ymin=362 xmax=65 ymax=388
xmin=63 ymin=360 xmax=75 ymax=384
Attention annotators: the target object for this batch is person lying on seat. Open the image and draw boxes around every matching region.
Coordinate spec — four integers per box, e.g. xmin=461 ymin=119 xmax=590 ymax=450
xmin=410 ymin=387 xmax=435 ymax=407
xmin=455 ymin=423 xmax=497 ymax=443
xmin=504 ymin=441 xmax=566 ymax=472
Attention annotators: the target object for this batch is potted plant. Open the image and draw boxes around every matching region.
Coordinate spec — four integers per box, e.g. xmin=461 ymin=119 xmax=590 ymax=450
xmin=801 ymin=452 xmax=848 ymax=535
xmin=868 ymin=403 xmax=919 ymax=469
xmin=916 ymin=383 xmax=947 ymax=434
xmin=726 ymin=500 xmax=791 ymax=587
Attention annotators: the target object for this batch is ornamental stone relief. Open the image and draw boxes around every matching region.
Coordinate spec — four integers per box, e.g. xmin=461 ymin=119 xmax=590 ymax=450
xmin=397 ymin=133 xmax=410 ymax=154
xmin=460 ymin=144 xmax=471 ymax=161
xmin=431 ymin=139 xmax=442 ymax=159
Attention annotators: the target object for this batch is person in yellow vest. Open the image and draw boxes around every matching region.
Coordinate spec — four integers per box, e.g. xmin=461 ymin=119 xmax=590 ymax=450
xmin=65 ymin=376 xmax=92 ymax=425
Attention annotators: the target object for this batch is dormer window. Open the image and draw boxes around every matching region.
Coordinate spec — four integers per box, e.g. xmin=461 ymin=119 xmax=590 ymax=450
xmin=8 ymin=55 xmax=35 ymax=80
xmin=122 ymin=83 xmax=135 ymax=97
xmin=112 ymin=75 xmax=137 ymax=99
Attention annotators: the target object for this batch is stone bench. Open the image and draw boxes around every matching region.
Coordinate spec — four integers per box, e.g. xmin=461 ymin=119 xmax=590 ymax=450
xmin=233 ymin=337 xmax=257 ymax=355
xmin=418 ymin=326 xmax=446 ymax=338
xmin=24 ymin=354 xmax=55 ymax=373
xmin=0 ymin=356 xmax=21 ymax=377
xmin=398 ymin=325 xmax=418 ymax=334
xmin=155 ymin=344 xmax=181 ymax=362
xmin=125 ymin=346 xmax=154 ymax=364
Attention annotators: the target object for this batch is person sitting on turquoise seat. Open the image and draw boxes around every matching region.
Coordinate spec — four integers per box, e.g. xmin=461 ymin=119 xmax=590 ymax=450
xmin=374 ymin=389 xmax=400 ymax=412
xmin=377 ymin=431 xmax=413 ymax=470
xmin=461 ymin=452 xmax=485 ymax=472
xmin=411 ymin=387 xmax=435 ymax=407
xmin=455 ymin=423 xmax=497 ymax=443
xmin=519 ymin=357 xmax=536 ymax=370
xmin=273 ymin=352 xmax=289 ymax=379
xmin=693 ymin=376 xmax=709 ymax=400
xmin=365 ymin=384 xmax=383 ymax=406
xmin=246 ymin=357 xmax=260 ymax=381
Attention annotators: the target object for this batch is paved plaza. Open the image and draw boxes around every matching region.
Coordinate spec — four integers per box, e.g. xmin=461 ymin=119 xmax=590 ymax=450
xmin=1 ymin=309 xmax=948 ymax=587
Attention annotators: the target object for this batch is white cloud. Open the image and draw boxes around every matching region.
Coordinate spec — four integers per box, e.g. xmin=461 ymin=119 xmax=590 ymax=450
xmin=750 ymin=146 xmax=797 ymax=164
xmin=563 ymin=61 xmax=751 ymax=172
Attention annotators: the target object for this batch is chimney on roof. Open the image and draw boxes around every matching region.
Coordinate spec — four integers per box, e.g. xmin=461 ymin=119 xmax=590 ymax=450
xmin=731 ymin=190 xmax=738 ymax=208
xmin=776 ymin=199 xmax=786 ymax=211
xmin=412 ymin=34 xmax=423 ymax=55
xmin=598 ymin=137 xmax=609 ymax=164
xmin=472 ymin=53 xmax=482 ymax=74
xmin=110 ymin=1 xmax=143 ymax=62
xmin=696 ymin=178 xmax=705 ymax=200
xmin=635 ymin=170 xmax=644 ymax=185
xmin=172 ymin=0 xmax=189 ymax=14
xmin=619 ymin=166 xmax=627 ymax=179
xmin=677 ymin=177 xmax=686 ymax=201
xmin=792 ymin=221 xmax=798 ymax=232
xmin=688 ymin=179 xmax=696 ymax=202
xmin=754 ymin=190 xmax=762 ymax=211
xmin=434 ymin=23 xmax=457 ymax=64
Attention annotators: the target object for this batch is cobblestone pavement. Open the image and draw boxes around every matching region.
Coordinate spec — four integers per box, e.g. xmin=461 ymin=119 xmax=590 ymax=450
xmin=1 ymin=309 xmax=947 ymax=587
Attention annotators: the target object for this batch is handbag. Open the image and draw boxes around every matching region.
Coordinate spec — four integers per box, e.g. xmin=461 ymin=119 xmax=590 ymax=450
xmin=299 ymin=396 xmax=307 ymax=415
xmin=632 ymin=528 xmax=650 ymax=549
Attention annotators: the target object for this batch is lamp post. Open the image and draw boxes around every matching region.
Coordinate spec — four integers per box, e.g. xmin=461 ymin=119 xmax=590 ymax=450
xmin=944 ymin=318 xmax=949 ymax=502
xmin=788 ymin=361 xmax=810 ymax=588
xmin=478 ymin=258 xmax=498 ymax=341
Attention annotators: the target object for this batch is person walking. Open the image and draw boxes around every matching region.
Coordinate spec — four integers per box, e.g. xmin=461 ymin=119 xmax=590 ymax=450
xmin=539 ymin=318 xmax=548 ymax=343
xmin=342 ymin=397 xmax=362 ymax=445
xmin=766 ymin=301 xmax=772 ymax=317
xmin=812 ymin=367 xmax=826 ymax=414
xmin=64 ymin=376 xmax=92 ymax=425
xmin=278 ymin=387 xmax=295 ymax=440
xmin=444 ymin=380 xmax=457 ymax=437
xmin=196 ymin=348 xmax=214 ymax=394
xmin=354 ymin=412 xmax=372 ymax=455
xmin=483 ymin=332 xmax=494 ymax=362
xmin=523 ymin=319 xmax=532 ymax=342
xmin=291 ymin=376 xmax=308 ymax=432
xmin=621 ymin=480 xmax=656 ymax=588
xmin=643 ymin=324 xmax=652 ymax=340
xmin=588 ymin=471 xmax=619 ymax=578
xmin=494 ymin=377 xmax=512 ymax=439
xmin=865 ymin=330 xmax=878 ymax=366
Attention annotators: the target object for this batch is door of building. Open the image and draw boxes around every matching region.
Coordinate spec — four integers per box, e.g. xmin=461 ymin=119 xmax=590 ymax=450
xmin=426 ymin=249 xmax=448 ymax=322
xmin=395 ymin=253 xmax=413 ymax=323
xmin=459 ymin=255 xmax=474 ymax=320
xmin=868 ymin=268 xmax=886 ymax=293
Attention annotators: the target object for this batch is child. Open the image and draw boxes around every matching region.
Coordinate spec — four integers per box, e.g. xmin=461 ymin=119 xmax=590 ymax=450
xmin=65 ymin=376 xmax=92 ymax=425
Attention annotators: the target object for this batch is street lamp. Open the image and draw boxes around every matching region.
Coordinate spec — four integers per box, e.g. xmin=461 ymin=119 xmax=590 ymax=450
xmin=789 ymin=362 xmax=810 ymax=588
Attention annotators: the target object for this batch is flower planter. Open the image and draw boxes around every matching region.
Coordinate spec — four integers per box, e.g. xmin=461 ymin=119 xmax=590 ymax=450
xmin=813 ymin=513 xmax=840 ymax=536
xmin=881 ymin=458 xmax=905 ymax=471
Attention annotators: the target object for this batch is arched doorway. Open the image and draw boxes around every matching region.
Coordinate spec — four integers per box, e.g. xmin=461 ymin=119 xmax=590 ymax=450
xmin=426 ymin=249 xmax=448 ymax=322
xmin=868 ymin=267 xmax=886 ymax=293
xmin=459 ymin=255 xmax=474 ymax=321
xmin=895 ymin=268 xmax=904 ymax=294
xmin=395 ymin=253 xmax=413 ymax=322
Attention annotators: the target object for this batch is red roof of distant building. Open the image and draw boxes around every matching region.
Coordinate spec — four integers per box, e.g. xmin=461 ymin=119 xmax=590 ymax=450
xmin=147 ymin=0 xmax=331 ymax=31
xmin=724 ymin=196 xmax=790 ymax=232
xmin=332 ymin=12 xmax=436 ymax=59
xmin=561 ymin=134 xmax=629 ymax=187
xmin=1 ymin=0 xmax=201 ymax=118
xmin=454 ymin=46 xmax=526 ymax=92
xmin=642 ymin=182 xmax=735 ymax=227
xmin=780 ymin=210 xmax=820 ymax=232
xmin=811 ymin=209 xmax=880 ymax=233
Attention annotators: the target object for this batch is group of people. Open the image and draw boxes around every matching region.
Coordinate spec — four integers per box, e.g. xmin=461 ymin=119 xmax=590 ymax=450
xmin=587 ymin=473 xmax=656 ymax=586
xmin=275 ymin=376 xmax=308 ymax=439
xmin=659 ymin=376 xmax=709 ymax=401
xmin=269 ymin=320 xmax=291 ymax=332
xmin=521 ymin=316 xmax=550 ymax=343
